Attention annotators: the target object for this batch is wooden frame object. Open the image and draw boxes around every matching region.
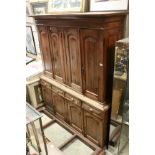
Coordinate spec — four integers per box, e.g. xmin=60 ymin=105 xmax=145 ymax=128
xmin=90 ymin=0 xmax=128 ymax=12
xmin=27 ymin=123 xmax=41 ymax=152
xmin=40 ymin=109 xmax=102 ymax=155
xmin=26 ymin=26 xmax=37 ymax=55
xmin=34 ymin=84 xmax=44 ymax=106
xmin=109 ymin=120 xmax=121 ymax=146
xmin=48 ymin=0 xmax=89 ymax=13
xmin=31 ymin=2 xmax=48 ymax=15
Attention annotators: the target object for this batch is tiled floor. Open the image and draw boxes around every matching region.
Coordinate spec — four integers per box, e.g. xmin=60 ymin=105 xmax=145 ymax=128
xmin=28 ymin=112 xmax=96 ymax=155
xmin=61 ymin=138 xmax=94 ymax=155
xmin=44 ymin=122 xmax=74 ymax=147
xmin=28 ymin=112 xmax=128 ymax=155
xmin=106 ymin=124 xmax=129 ymax=155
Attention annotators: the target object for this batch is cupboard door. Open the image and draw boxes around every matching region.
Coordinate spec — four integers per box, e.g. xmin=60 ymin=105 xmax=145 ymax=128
xmin=64 ymin=28 xmax=82 ymax=92
xmin=83 ymin=111 xmax=104 ymax=147
xmin=41 ymin=86 xmax=53 ymax=111
xmin=37 ymin=26 xmax=53 ymax=78
xmin=49 ymin=27 xmax=65 ymax=83
xmin=52 ymin=88 xmax=66 ymax=121
xmin=66 ymin=94 xmax=83 ymax=133
xmin=80 ymin=29 xmax=105 ymax=102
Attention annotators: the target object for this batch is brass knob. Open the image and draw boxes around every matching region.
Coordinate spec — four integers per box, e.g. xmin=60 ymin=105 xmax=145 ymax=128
xmin=99 ymin=63 xmax=103 ymax=67
xmin=89 ymin=108 xmax=93 ymax=111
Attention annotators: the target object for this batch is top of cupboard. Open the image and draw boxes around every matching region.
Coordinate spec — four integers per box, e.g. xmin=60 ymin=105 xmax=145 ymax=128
xmin=30 ymin=11 xmax=128 ymax=20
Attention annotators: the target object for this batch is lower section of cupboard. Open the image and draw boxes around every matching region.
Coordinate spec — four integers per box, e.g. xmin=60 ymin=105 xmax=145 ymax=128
xmin=38 ymin=109 xmax=106 ymax=155
xmin=40 ymin=78 xmax=110 ymax=148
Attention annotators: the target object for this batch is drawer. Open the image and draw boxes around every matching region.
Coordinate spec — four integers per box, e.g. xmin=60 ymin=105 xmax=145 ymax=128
xmin=51 ymin=86 xmax=64 ymax=97
xmin=40 ymin=80 xmax=51 ymax=89
xmin=82 ymin=103 xmax=104 ymax=119
xmin=65 ymin=94 xmax=81 ymax=107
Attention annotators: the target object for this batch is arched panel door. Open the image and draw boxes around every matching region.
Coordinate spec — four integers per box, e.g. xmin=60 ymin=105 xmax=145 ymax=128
xmin=49 ymin=27 xmax=65 ymax=83
xmin=80 ymin=29 xmax=106 ymax=102
xmin=64 ymin=28 xmax=82 ymax=92
xmin=37 ymin=26 xmax=53 ymax=78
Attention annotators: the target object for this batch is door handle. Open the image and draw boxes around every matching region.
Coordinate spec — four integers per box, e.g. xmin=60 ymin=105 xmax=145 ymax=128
xmin=64 ymin=96 xmax=74 ymax=102
xmin=99 ymin=63 xmax=103 ymax=67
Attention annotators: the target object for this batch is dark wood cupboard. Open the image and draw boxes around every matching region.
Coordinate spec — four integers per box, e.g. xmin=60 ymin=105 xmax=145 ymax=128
xmin=34 ymin=12 xmax=127 ymax=148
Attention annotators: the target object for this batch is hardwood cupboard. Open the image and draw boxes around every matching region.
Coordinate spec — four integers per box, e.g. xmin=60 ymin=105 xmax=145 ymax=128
xmin=34 ymin=12 xmax=127 ymax=148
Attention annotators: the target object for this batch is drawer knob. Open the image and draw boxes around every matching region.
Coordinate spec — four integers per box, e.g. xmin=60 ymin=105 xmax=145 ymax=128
xmin=71 ymin=98 xmax=74 ymax=102
xmin=89 ymin=108 xmax=93 ymax=111
xmin=99 ymin=63 xmax=103 ymax=67
xmin=74 ymin=100 xmax=78 ymax=104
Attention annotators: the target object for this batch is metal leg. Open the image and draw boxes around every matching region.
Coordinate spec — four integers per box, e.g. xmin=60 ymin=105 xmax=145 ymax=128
xmin=26 ymin=125 xmax=32 ymax=146
xmin=39 ymin=118 xmax=48 ymax=155
xmin=31 ymin=122 xmax=42 ymax=155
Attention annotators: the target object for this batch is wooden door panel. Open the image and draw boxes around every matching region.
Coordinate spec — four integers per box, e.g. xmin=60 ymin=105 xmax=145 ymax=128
xmin=37 ymin=26 xmax=53 ymax=77
xmin=64 ymin=28 xmax=82 ymax=92
xmin=68 ymin=102 xmax=83 ymax=133
xmin=41 ymin=86 xmax=53 ymax=110
xmin=80 ymin=29 xmax=105 ymax=102
xmin=52 ymin=92 xmax=66 ymax=120
xmin=49 ymin=27 xmax=65 ymax=83
xmin=84 ymin=111 xmax=103 ymax=147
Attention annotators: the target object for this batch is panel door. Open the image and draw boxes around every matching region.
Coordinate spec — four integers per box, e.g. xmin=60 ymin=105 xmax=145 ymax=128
xmin=80 ymin=29 xmax=105 ymax=102
xmin=37 ymin=26 xmax=53 ymax=78
xmin=41 ymin=86 xmax=53 ymax=111
xmin=64 ymin=28 xmax=82 ymax=92
xmin=66 ymin=94 xmax=83 ymax=133
xmin=49 ymin=27 xmax=65 ymax=83
xmin=52 ymin=89 xmax=66 ymax=121
xmin=83 ymin=111 xmax=104 ymax=147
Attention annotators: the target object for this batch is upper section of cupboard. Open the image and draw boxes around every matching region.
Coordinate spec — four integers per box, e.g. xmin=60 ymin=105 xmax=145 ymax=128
xmin=33 ymin=12 xmax=127 ymax=103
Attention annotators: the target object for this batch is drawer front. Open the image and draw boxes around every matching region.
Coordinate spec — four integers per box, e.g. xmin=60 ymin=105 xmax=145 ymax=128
xmin=51 ymin=86 xmax=64 ymax=96
xmin=65 ymin=94 xmax=81 ymax=107
xmin=82 ymin=103 xmax=104 ymax=119
xmin=40 ymin=80 xmax=51 ymax=89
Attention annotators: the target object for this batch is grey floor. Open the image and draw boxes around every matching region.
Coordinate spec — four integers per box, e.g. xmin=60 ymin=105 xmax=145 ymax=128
xmin=106 ymin=124 xmax=129 ymax=155
xmin=28 ymin=112 xmax=129 ymax=155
